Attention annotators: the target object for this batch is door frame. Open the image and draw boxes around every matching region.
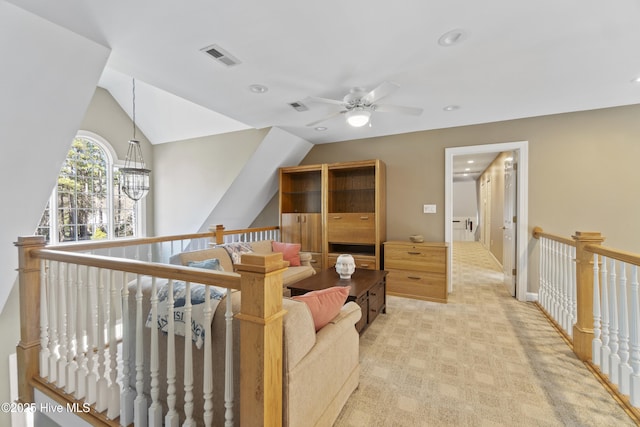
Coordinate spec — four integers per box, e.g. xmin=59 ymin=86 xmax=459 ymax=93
xmin=444 ymin=141 xmax=529 ymax=301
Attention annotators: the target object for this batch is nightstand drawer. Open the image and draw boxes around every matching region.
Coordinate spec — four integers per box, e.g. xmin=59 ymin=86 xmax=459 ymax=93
xmin=384 ymin=245 xmax=446 ymax=273
xmin=386 ymin=269 xmax=446 ymax=302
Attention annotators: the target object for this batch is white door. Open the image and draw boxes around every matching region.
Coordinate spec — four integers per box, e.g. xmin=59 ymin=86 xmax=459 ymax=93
xmin=503 ymin=158 xmax=517 ymax=296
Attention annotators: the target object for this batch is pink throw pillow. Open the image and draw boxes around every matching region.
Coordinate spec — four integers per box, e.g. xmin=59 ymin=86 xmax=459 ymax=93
xmin=292 ymin=286 xmax=351 ymax=331
xmin=272 ymin=241 xmax=301 ymax=266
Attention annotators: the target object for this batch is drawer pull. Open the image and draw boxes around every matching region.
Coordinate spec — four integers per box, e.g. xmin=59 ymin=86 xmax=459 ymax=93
xmin=332 ymin=216 xmax=342 ymax=220
xmin=360 ymin=263 xmax=370 ymax=268
xmin=360 ymin=216 xmax=370 ymax=220
xmin=407 ymin=251 xmax=421 ymax=255
xmin=370 ymin=308 xmax=377 ymax=313
xmin=310 ymin=259 xmax=318 ymax=263
xmin=408 ymin=276 xmax=421 ymax=280
xmin=370 ymin=292 xmax=377 ymax=297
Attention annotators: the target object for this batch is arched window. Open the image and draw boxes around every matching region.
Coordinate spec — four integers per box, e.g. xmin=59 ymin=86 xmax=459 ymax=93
xmin=36 ymin=131 xmax=144 ymax=243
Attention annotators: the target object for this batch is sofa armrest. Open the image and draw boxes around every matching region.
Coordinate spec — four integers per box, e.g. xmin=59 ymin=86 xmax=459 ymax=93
xmin=322 ymin=301 xmax=362 ymax=333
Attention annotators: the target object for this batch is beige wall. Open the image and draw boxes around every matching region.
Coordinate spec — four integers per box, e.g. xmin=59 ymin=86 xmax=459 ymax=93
xmin=298 ymin=104 xmax=640 ymax=256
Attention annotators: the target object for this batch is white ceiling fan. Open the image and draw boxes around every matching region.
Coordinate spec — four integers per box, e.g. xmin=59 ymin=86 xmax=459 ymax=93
xmin=305 ymin=81 xmax=423 ymax=128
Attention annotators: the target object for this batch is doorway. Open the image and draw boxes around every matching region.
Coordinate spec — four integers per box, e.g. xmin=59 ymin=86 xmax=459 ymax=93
xmin=445 ymin=141 xmax=529 ymax=301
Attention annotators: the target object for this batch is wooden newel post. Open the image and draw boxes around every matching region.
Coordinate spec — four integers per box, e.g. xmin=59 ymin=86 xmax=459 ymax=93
xmin=15 ymin=235 xmax=46 ymax=403
xmin=215 ymin=224 xmax=225 ymax=246
xmin=572 ymin=231 xmax=605 ymax=361
xmin=235 ymin=252 xmax=287 ymax=427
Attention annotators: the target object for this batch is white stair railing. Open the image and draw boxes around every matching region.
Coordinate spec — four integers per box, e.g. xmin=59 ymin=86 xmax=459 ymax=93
xmin=537 ymin=236 xmax=577 ymax=337
xmin=592 ymin=253 xmax=640 ymax=406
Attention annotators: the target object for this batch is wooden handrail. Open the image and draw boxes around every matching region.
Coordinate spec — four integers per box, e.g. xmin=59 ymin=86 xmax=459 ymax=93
xmin=32 ymin=248 xmax=241 ymax=290
xmin=586 ymin=244 xmax=640 ymax=267
xmin=46 ymin=231 xmax=215 ymax=252
xmin=210 ymin=224 xmax=280 ymax=245
xmin=532 ymin=226 xmax=576 ymax=247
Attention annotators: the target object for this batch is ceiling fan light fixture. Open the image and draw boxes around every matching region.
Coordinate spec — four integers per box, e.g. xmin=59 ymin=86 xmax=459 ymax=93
xmin=346 ymin=108 xmax=371 ymax=127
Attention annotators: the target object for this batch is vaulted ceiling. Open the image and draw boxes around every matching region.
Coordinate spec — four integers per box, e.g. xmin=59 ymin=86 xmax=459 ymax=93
xmin=8 ymin=0 xmax=640 ymax=146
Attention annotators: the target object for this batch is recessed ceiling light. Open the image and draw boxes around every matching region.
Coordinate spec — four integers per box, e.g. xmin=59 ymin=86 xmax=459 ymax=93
xmin=438 ymin=29 xmax=466 ymax=47
xmin=249 ymin=84 xmax=268 ymax=94
xmin=633 ymin=76 xmax=640 ymax=83
xmin=467 ymin=160 xmax=474 ymax=164
xmin=314 ymin=126 xmax=327 ymax=131
xmin=465 ymin=168 xmax=470 ymax=171
xmin=443 ymin=105 xmax=460 ymax=111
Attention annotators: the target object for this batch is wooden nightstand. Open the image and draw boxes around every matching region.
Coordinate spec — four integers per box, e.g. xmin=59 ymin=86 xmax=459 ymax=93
xmin=383 ymin=241 xmax=448 ymax=303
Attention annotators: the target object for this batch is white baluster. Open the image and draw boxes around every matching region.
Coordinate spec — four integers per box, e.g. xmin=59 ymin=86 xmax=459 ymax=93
xmin=75 ymin=265 xmax=88 ymax=399
xmin=48 ymin=261 xmax=59 ymax=384
xmin=56 ymin=262 xmax=68 ymax=389
xmin=107 ymin=271 xmax=120 ymax=419
xmin=39 ymin=260 xmax=50 ymax=379
xmin=165 ymin=280 xmax=179 ymax=427
xmin=553 ymin=241 xmax=561 ymax=323
xmin=183 ymin=281 xmax=195 ymax=426
xmin=570 ymin=245 xmax=577 ymax=335
xmin=149 ymin=277 xmax=162 ymax=426
xmin=618 ymin=263 xmax=632 ymax=395
xmin=96 ymin=269 xmax=109 ymax=412
xmin=540 ymin=238 xmax=548 ymax=313
xmin=593 ymin=254 xmax=602 ymax=366
xmin=120 ymin=272 xmax=135 ymax=426
xmin=203 ymin=286 xmax=214 ymax=427
xmin=601 ymin=257 xmax=611 ymax=375
xmin=224 ymin=288 xmax=234 ymax=427
xmin=628 ymin=265 xmax=640 ymax=406
xmin=65 ymin=263 xmax=77 ymax=394
xmin=134 ymin=274 xmax=148 ymax=426
xmin=609 ymin=259 xmax=621 ymax=385
xmin=85 ymin=267 xmax=97 ymax=405
xmin=562 ymin=243 xmax=570 ymax=334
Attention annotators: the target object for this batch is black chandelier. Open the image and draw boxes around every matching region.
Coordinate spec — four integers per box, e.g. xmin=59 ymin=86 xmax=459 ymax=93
xmin=121 ymin=78 xmax=151 ymax=201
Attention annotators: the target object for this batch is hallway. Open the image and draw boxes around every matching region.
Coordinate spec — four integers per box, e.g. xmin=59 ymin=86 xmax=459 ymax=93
xmin=335 ymin=241 xmax=635 ymax=426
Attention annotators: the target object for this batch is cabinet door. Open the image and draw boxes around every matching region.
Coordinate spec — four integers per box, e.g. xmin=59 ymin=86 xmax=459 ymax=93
xmin=327 ymin=213 xmax=376 ymax=244
xmin=300 ymin=213 xmax=322 ymax=253
xmin=281 ymin=213 xmax=302 ymax=244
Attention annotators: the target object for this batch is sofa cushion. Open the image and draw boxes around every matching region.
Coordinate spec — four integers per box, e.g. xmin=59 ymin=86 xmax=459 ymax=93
xmin=178 ymin=248 xmax=234 ymax=272
xmin=272 ymin=241 xmax=301 ymax=266
xmin=282 ymin=266 xmax=314 ymax=286
xmin=220 ymin=242 xmax=253 ymax=264
xmin=249 ymin=240 xmax=273 ymax=254
xmin=292 ymin=286 xmax=351 ymax=331
xmin=187 ymin=258 xmax=224 ymax=271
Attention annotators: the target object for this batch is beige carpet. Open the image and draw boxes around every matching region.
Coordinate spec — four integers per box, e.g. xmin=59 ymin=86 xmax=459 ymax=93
xmin=334 ymin=241 xmax=636 ymax=427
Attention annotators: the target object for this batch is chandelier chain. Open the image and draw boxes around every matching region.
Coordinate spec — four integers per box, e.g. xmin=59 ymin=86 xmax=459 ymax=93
xmin=132 ymin=78 xmax=137 ymax=140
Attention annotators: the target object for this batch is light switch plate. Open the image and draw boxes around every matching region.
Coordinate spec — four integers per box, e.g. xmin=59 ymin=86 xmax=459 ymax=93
xmin=423 ymin=204 xmax=437 ymax=214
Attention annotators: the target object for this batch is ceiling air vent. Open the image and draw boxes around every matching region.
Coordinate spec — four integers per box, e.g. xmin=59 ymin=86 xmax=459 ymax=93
xmin=289 ymin=101 xmax=308 ymax=112
xmin=201 ymin=44 xmax=241 ymax=67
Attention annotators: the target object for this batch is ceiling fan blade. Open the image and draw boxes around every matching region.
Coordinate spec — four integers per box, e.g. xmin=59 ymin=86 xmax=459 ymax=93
xmin=305 ymin=96 xmax=345 ymax=106
xmin=306 ymin=110 xmax=346 ymax=127
xmin=374 ymin=104 xmax=423 ymax=116
xmin=361 ymin=81 xmax=400 ymax=104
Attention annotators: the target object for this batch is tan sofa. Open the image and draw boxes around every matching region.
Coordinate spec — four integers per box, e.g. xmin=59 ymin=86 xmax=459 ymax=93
xmin=172 ymin=240 xmax=316 ymax=287
xmin=130 ymin=247 xmax=361 ymax=426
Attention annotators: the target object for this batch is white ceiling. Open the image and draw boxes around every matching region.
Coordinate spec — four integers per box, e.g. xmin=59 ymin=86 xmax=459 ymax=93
xmin=8 ymin=0 xmax=640 ymax=151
